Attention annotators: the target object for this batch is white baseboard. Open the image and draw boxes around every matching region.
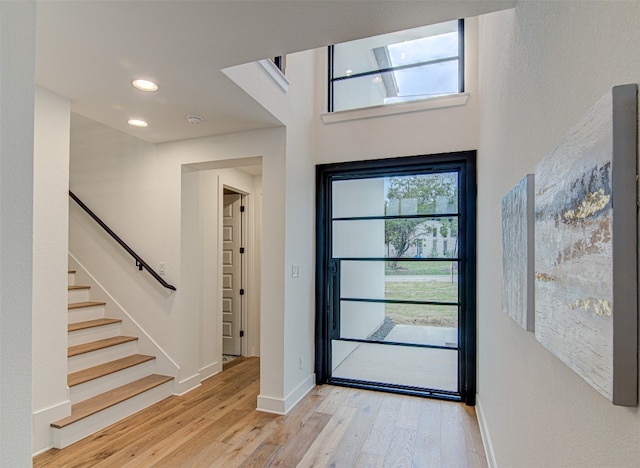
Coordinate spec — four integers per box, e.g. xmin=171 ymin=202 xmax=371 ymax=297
xmin=257 ymin=373 xmax=315 ymax=415
xmin=476 ymin=394 xmax=498 ymax=468
xmin=32 ymin=400 xmax=72 ymax=456
xmin=198 ymin=361 xmax=222 ymax=383
xmin=257 ymin=394 xmax=286 ymax=414
xmin=284 ymin=374 xmax=315 ymax=413
xmin=174 ymin=372 xmax=202 ymax=396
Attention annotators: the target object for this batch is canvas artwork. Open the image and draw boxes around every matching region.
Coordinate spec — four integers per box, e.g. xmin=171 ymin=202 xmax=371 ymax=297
xmin=502 ymin=174 xmax=534 ymax=331
xmin=534 ymin=84 xmax=637 ymax=406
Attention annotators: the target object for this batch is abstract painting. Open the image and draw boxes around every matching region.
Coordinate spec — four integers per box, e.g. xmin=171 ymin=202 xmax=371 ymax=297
xmin=534 ymin=84 xmax=637 ymax=406
xmin=502 ymin=174 xmax=535 ymax=331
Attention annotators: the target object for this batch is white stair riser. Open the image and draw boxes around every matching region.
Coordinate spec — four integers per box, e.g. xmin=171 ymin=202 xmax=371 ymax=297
xmin=68 ymin=323 xmax=122 ymax=347
xmin=68 ymin=341 xmax=138 ymax=373
xmin=68 ymin=305 xmax=105 ymax=324
xmin=68 ymin=272 xmax=76 ymax=286
xmin=69 ymin=360 xmax=156 ymax=404
xmin=52 ymin=380 xmax=173 ymax=449
xmin=68 ymin=288 xmax=90 ymax=303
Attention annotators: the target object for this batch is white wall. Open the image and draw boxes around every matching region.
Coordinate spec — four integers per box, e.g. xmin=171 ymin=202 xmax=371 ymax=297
xmin=32 ymin=88 xmax=71 ymax=454
xmin=0 ymin=2 xmax=36 ymax=465
xmin=277 ymin=49 xmax=318 ymax=413
xmin=476 ymin=3 xmax=640 ymax=466
xmin=226 ymin=49 xmax=320 ymax=413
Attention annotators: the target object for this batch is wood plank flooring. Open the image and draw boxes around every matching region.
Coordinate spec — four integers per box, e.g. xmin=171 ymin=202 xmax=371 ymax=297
xmin=34 ymin=357 xmax=487 ymax=467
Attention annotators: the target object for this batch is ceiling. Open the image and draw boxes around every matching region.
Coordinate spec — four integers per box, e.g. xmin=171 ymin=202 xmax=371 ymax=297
xmin=36 ymin=0 xmax=514 ymax=144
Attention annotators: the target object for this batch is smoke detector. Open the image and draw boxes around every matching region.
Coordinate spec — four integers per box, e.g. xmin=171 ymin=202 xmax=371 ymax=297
xmin=186 ymin=115 xmax=203 ymax=125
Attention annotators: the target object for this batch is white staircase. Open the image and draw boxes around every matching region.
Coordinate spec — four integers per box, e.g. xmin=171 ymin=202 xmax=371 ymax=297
xmin=50 ymin=270 xmax=174 ymax=448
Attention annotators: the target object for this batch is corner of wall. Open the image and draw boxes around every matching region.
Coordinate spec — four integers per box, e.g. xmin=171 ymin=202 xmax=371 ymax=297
xmin=257 ymin=373 xmax=315 ymax=415
xmin=475 ymin=394 xmax=497 ymax=468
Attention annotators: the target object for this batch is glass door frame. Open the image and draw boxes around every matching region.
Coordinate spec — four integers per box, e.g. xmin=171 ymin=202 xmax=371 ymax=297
xmin=315 ymin=151 xmax=477 ymax=405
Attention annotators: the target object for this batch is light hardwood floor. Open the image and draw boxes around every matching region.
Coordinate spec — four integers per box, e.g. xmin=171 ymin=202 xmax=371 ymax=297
xmin=34 ymin=357 xmax=487 ymax=467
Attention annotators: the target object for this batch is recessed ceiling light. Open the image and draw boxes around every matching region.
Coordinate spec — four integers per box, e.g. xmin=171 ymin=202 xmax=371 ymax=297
xmin=128 ymin=119 xmax=148 ymax=128
xmin=132 ymin=79 xmax=158 ymax=92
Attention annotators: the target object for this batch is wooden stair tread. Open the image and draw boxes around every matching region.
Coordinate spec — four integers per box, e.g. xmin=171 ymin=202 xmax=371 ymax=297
xmin=68 ymin=284 xmax=90 ymax=290
xmin=51 ymin=374 xmax=174 ymax=428
xmin=68 ymin=301 xmax=106 ymax=310
xmin=68 ymin=318 xmax=122 ymax=332
xmin=68 ymin=270 xmax=76 ymax=274
xmin=68 ymin=336 xmax=137 ymax=357
xmin=68 ymin=354 xmax=155 ymax=387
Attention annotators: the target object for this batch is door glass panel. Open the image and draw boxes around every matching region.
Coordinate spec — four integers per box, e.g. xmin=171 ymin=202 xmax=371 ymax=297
xmin=333 ymin=178 xmax=386 ymax=218
xmin=339 ymin=301 xmax=386 ymax=340
xmin=332 ymin=172 xmax=458 ymax=219
xmin=332 ymin=340 xmax=458 ymax=392
xmin=384 ymin=303 xmax=458 ymax=337
xmin=341 ymin=260 xmax=458 ymax=303
xmin=340 ymin=260 xmax=387 ymax=300
xmin=386 ymin=217 xmax=459 ymax=258
xmin=333 ymin=217 xmax=458 ymax=259
xmin=340 ymin=301 xmax=458 ymax=347
xmin=392 ymin=171 xmax=459 ymax=215
xmin=332 ymin=219 xmax=386 ymax=258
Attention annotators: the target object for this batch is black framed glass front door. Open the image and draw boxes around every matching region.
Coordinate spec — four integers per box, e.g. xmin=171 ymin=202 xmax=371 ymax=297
xmin=315 ymin=152 xmax=476 ymax=404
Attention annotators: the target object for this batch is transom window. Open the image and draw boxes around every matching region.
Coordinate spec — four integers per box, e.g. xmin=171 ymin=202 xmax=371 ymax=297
xmin=328 ymin=19 xmax=464 ymax=112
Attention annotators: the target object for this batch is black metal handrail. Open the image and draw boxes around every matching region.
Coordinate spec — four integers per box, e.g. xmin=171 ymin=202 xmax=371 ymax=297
xmin=69 ymin=191 xmax=177 ymax=291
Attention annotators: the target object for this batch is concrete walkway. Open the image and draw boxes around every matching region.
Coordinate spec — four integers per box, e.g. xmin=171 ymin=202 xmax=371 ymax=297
xmin=333 ymin=340 xmax=458 ymax=392
xmin=333 ymin=324 xmax=459 ymax=392
xmin=384 ymin=324 xmax=458 ymax=347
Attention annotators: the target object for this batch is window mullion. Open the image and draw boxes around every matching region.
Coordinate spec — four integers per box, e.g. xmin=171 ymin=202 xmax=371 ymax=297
xmin=331 ymin=56 xmax=459 ymax=82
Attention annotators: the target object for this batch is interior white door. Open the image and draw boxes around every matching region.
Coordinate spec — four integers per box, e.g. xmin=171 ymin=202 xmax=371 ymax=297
xmin=222 ymin=193 xmax=243 ymax=355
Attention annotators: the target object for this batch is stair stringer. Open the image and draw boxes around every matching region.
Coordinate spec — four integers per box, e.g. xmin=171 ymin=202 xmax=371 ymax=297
xmin=68 ymin=254 xmax=183 ymax=391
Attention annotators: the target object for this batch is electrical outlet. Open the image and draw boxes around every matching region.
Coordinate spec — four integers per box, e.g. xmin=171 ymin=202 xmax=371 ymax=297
xmin=159 ymin=262 xmax=166 ymax=275
xmin=299 ymin=356 xmax=303 ymax=369
xmin=292 ymin=265 xmax=300 ymax=278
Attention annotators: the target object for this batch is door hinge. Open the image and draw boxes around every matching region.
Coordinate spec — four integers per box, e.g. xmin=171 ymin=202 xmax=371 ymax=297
xmin=240 ymin=247 xmax=245 ymax=254
xmin=240 ymin=206 xmax=245 ymax=213
xmin=239 ymin=288 xmax=245 ymax=295
xmin=240 ymin=330 xmax=245 ymax=337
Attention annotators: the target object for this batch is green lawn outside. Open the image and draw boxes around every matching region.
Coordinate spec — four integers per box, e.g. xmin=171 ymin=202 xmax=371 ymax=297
xmin=385 ymin=261 xmax=457 ymax=276
xmin=384 ymin=280 xmax=458 ymax=327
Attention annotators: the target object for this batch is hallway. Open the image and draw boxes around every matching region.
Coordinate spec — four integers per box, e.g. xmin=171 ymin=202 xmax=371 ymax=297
xmin=34 ymin=357 xmax=486 ymax=467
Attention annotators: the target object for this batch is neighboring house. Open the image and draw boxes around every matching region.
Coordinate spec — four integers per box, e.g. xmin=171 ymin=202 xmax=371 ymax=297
xmin=2 ymin=2 xmax=640 ymax=467
xmin=386 ymin=219 xmax=458 ymax=259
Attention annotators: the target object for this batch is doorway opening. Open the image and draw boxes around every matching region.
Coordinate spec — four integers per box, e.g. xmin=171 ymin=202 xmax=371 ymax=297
xmin=181 ymin=156 xmax=262 ymax=381
xmin=222 ymin=188 xmax=246 ymax=363
xmin=315 ymin=151 xmax=476 ymax=404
